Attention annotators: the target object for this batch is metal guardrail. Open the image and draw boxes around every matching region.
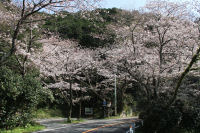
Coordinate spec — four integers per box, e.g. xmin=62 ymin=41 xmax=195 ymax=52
xmin=126 ymin=119 xmax=143 ymax=133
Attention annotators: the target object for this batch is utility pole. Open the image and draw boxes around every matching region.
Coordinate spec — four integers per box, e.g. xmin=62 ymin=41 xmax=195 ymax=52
xmin=114 ymin=74 xmax=117 ymax=116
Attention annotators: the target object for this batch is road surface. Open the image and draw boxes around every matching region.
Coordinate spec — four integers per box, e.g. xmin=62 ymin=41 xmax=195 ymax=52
xmin=34 ymin=118 xmax=138 ymax=133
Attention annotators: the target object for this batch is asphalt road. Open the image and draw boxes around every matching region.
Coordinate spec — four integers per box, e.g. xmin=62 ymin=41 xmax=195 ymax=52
xmin=34 ymin=118 xmax=138 ymax=133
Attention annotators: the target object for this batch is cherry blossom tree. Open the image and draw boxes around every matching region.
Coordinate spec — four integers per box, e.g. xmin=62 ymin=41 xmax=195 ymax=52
xmin=85 ymin=3 xmax=200 ymax=123
xmin=30 ymin=37 xmax=94 ymax=121
xmin=0 ymin=0 xmax=101 ymax=65
xmin=110 ymin=1 xmax=200 ymax=132
xmin=29 ymin=36 xmax=118 ymax=119
xmin=140 ymin=0 xmax=200 ymax=107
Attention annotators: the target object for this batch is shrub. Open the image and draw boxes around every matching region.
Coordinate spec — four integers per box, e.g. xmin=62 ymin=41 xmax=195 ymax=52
xmin=139 ymin=98 xmax=200 ymax=133
xmin=180 ymin=106 xmax=200 ymax=133
xmin=0 ymin=66 xmax=49 ymax=129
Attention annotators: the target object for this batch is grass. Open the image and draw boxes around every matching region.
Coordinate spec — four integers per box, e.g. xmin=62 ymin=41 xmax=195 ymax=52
xmin=104 ymin=114 xmax=138 ymax=120
xmin=104 ymin=116 xmax=121 ymax=119
xmin=32 ymin=108 xmax=64 ymax=119
xmin=60 ymin=119 xmax=86 ymax=124
xmin=0 ymin=123 xmax=45 ymax=133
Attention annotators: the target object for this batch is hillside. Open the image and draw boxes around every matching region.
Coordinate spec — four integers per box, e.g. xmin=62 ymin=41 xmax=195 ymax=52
xmin=41 ymin=8 xmax=138 ymax=48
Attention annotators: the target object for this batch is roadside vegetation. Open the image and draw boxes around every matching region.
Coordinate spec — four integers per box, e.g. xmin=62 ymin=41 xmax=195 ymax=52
xmin=60 ymin=119 xmax=86 ymax=124
xmin=32 ymin=108 xmax=65 ymax=119
xmin=0 ymin=122 xmax=45 ymax=133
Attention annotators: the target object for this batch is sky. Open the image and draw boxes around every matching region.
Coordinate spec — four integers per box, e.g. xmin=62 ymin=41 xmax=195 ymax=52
xmin=100 ymin=0 xmax=147 ymax=10
xmin=100 ymin=0 xmax=190 ymax=10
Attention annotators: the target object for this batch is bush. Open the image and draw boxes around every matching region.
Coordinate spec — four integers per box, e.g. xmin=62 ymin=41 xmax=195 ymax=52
xmin=140 ymin=103 xmax=181 ymax=133
xmin=180 ymin=106 xmax=200 ymax=133
xmin=139 ymin=98 xmax=200 ymax=133
xmin=0 ymin=66 xmax=49 ymax=129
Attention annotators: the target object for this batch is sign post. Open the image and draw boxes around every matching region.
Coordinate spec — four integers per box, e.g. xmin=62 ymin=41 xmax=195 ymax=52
xmin=114 ymin=74 xmax=117 ymax=116
xmin=103 ymin=99 xmax=107 ymax=118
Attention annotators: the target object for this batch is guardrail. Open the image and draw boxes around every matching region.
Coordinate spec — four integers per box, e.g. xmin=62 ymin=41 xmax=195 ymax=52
xmin=126 ymin=119 xmax=143 ymax=133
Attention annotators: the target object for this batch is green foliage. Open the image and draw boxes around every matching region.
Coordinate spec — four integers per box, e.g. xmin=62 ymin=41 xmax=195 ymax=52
xmin=17 ymin=33 xmax=25 ymax=41
xmin=0 ymin=66 xmax=51 ymax=129
xmin=139 ymin=97 xmax=200 ymax=133
xmin=43 ymin=14 xmax=94 ymax=39
xmin=0 ymin=122 xmax=45 ymax=133
xmin=0 ymin=23 xmax=12 ymax=35
xmin=42 ymin=8 xmax=138 ymax=48
xmin=17 ymin=26 xmax=43 ymax=50
xmin=140 ymin=103 xmax=181 ymax=133
xmin=43 ymin=11 xmax=116 ymax=48
xmin=144 ymin=41 xmax=159 ymax=48
xmin=32 ymin=108 xmax=64 ymax=119
xmin=0 ymin=38 xmax=10 ymax=57
xmin=180 ymin=106 xmax=200 ymax=133
xmin=97 ymin=8 xmax=119 ymax=22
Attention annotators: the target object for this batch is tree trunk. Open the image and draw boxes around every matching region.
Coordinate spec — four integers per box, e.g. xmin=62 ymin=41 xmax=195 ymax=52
xmin=78 ymin=101 xmax=82 ymax=120
xmin=67 ymin=77 xmax=72 ymax=122
xmin=167 ymin=46 xmax=200 ymax=107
